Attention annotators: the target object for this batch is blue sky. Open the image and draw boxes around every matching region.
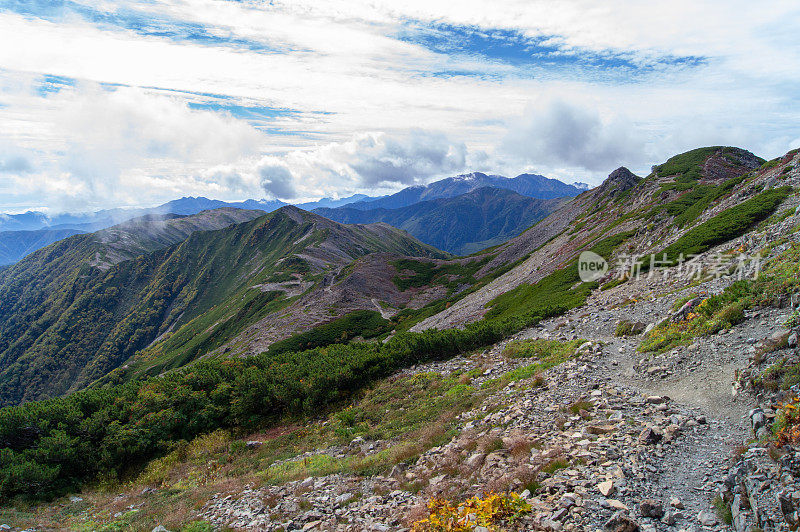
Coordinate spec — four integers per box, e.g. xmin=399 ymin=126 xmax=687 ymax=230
xmin=0 ymin=0 xmax=799 ymax=212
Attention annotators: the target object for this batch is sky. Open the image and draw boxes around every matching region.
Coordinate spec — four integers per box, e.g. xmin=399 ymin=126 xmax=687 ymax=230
xmin=0 ymin=0 xmax=799 ymax=213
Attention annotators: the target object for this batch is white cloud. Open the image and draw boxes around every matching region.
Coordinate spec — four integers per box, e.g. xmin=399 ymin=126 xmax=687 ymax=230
xmin=57 ymin=83 xmax=261 ymax=164
xmin=203 ymin=130 xmax=469 ymax=201
xmin=258 ymin=164 xmax=296 ymax=199
xmin=502 ymin=98 xmax=645 ymax=173
xmin=0 ymin=82 xmax=266 ymax=210
xmin=0 ymin=0 xmax=799 ymax=210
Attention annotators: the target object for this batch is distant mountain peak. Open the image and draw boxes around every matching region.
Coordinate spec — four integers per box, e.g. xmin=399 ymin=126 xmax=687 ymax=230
xmin=452 ymin=172 xmax=489 ymax=181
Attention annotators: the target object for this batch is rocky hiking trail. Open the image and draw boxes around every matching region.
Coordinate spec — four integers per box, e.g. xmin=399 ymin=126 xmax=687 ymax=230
xmin=521 ymin=276 xmax=772 ymax=529
xmin=198 ymin=268 xmax=794 ymax=531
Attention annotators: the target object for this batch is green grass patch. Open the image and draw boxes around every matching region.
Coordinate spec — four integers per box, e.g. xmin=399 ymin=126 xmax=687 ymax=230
xmin=541 ymin=459 xmax=569 ymax=475
xmin=568 ymin=400 xmax=594 ymax=415
xmin=614 ymin=320 xmax=638 ymax=337
xmin=712 ymin=494 xmax=733 ymax=525
xmin=486 ymin=231 xmax=635 ymax=322
xmin=502 ymin=338 xmax=585 ymax=360
xmin=482 ymin=338 xmax=587 ymax=388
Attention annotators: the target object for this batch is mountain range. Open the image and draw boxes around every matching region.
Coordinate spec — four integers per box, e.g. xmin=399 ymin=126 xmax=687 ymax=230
xmin=342 ymin=172 xmax=584 ymax=211
xmin=0 ymin=145 xmax=773 ymax=407
xmin=0 ymin=206 xmax=444 ymax=404
xmin=314 ymin=187 xmax=568 ymax=255
xmin=0 ymin=173 xmax=584 ymax=264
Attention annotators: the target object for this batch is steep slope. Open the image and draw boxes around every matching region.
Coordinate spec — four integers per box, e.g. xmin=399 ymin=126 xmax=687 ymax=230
xmin=0 ymin=207 xmax=444 ymax=405
xmin=0 ymin=228 xmax=86 ymax=265
xmin=412 ymin=146 xmax=768 ymax=331
xmin=346 ymin=171 xmax=582 ymax=211
xmin=0 ymin=208 xmax=266 ymax=404
xmin=314 ymin=188 xmax=567 ymax=254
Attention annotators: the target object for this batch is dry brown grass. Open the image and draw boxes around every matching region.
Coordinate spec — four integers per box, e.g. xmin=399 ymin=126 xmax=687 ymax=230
xmin=508 ymin=437 xmax=533 ymax=460
xmin=403 ymin=500 xmax=431 ymax=528
xmin=478 ymin=435 xmax=506 ymax=454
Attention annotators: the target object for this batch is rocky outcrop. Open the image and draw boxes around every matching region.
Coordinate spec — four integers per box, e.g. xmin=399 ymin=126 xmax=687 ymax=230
xmin=597 ymin=167 xmax=641 ymax=198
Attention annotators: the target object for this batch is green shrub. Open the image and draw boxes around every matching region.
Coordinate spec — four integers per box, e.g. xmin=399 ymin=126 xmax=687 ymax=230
xmin=600 ymin=277 xmax=627 ymax=291
xmin=653 ymin=147 xmax=757 ymax=183
xmin=655 ymin=187 xmax=791 ymax=264
xmin=614 ymin=320 xmax=636 ymax=337
xmin=717 ymin=302 xmax=745 ymax=326
xmin=761 ymin=159 xmax=780 ymax=170
xmin=713 ymin=494 xmax=733 ymax=525
xmin=541 ymin=458 xmax=569 ymax=474
xmin=265 ymin=310 xmax=391 ymax=356
xmin=660 ymin=175 xmax=745 ymax=227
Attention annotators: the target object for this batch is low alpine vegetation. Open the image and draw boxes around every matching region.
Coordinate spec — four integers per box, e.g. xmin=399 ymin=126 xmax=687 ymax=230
xmin=655 ymin=187 xmax=791 ymax=265
xmin=411 ymin=492 xmax=531 ymax=531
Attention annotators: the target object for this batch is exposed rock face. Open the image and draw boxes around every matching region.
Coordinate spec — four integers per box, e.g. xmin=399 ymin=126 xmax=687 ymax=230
xmin=598 ymin=167 xmax=641 ymax=198
xmin=702 ymin=147 xmax=763 ymax=181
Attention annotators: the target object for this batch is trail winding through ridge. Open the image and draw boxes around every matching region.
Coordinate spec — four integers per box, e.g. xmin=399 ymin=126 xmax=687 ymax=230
xmin=520 ymin=279 xmax=788 ymax=520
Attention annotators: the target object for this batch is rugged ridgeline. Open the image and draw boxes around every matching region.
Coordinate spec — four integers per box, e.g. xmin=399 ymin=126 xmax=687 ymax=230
xmin=0 ymin=173 xmax=581 ymax=264
xmin=0 ymin=206 xmax=445 ymax=405
xmin=410 ymin=147 xmax=771 ymax=332
xmin=3 ymin=147 xmax=800 ymax=532
xmin=314 ymin=187 xmax=567 ymax=255
xmin=343 ymin=172 xmax=583 ymax=211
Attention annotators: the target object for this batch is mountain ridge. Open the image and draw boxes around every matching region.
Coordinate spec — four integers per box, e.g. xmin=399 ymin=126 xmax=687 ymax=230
xmin=345 ymin=171 xmax=583 ymax=211
xmin=314 ymin=187 xmax=568 ymax=255
xmin=0 ymin=206 xmax=445 ymax=405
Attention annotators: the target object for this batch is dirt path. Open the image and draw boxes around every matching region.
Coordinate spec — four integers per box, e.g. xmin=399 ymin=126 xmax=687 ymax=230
xmin=518 ymin=281 xmax=790 ymax=521
xmin=371 ymin=297 xmax=394 ymax=319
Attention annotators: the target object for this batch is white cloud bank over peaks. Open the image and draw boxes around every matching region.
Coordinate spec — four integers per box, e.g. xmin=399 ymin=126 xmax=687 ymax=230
xmin=208 ymin=130 xmax=470 ymax=201
xmin=0 ymin=83 xmax=266 ymax=211
xmin=2 ymin=0 xmax=800 ymax=210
